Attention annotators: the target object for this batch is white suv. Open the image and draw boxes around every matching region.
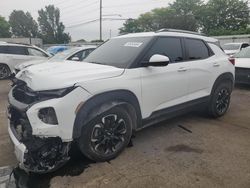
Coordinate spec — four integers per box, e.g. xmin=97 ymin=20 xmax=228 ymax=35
xmin=7 ymin=29 xmax=235 ymax=173
xmin=0 ymin=42 xmax=50 ymax=79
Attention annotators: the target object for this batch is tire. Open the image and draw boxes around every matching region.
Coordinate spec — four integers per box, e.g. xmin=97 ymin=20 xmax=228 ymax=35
xmin=77 ymin=106 xmax=133 ymax=162
xmin=0 ymin=64 xmax=11 ymax=80
xmin=207 ymin=81 xmax=232 ymax=118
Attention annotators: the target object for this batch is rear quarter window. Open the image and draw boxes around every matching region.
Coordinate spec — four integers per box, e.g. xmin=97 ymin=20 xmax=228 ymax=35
xmin=185 ymin=38 xmax=210 ymax=60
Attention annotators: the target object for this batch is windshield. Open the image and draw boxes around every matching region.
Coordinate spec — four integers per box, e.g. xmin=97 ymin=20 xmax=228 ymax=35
xmin=84 ymin=37 xmax=152 ymax=68
xmin=234 ymin=47 xmax=250 ymax=58
xmin=222 ymin=43 xmax=241 ymax=51
xmin=49 ymin=48 xmax=79 ymax=61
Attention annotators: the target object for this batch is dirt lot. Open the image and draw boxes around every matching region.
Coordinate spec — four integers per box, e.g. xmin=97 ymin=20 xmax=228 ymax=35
xmin=0 ymin=80 xmax=250 ymax=188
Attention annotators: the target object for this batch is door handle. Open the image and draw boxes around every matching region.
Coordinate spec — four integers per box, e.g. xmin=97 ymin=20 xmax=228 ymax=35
xmin=213 ymin=63 xmax=220 ymax=67
xmin=178 ymin=67 xmax=187 ymax=72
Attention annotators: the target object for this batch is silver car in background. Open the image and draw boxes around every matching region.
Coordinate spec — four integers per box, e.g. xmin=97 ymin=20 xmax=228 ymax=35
xmin=14 ymin=46 xmax=96 ymax=74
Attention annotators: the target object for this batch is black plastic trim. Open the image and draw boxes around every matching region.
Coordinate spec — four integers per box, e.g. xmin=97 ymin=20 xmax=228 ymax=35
xmin=140 ymin=96 xmax=210 ymax=130
xmin=73 ymin=90 xmax=142 ymax=139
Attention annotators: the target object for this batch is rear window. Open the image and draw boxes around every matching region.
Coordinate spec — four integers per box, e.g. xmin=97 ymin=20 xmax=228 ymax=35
xmin=185 ymin=39 xmax=210 ymax=60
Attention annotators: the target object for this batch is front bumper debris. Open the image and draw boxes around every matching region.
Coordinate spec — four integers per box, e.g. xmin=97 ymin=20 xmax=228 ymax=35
xmin=8 ymin=106 xmax=71 ymax=173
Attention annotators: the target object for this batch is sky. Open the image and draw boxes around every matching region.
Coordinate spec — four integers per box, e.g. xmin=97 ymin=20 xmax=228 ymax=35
xmin=0 ymin=0 xmax=173 ymax=41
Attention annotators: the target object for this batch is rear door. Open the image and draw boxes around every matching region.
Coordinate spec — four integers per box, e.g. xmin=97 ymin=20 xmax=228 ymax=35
xmin=184 ymin=38 xmax=216 ymax=101
xmin=140 ymin=37 xmax=190 ymax=117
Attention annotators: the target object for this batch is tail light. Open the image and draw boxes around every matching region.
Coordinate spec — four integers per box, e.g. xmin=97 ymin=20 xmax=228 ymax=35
xmin=228 ymin=57 xmax=235 ymax=65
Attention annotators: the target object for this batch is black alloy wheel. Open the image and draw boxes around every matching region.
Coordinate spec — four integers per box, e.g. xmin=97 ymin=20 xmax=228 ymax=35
xmin=0 ymin=64 xmax=10 ymax=79
xmin=215 ymin=88 xmax=230 ymax=115
xmin=90 ymin=114 xmax=127 ymax=155
xmin=78 ymin=106 xmax=133 ymax=162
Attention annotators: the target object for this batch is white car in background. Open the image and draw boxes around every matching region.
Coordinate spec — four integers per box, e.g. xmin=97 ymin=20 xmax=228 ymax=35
xmin=0 ymin=42 xmax=50 ymax=79
xmin=14 ymin=46 xmax=96 ymax=74
xmin=234 ymin=47 xmax=250 ymax=85
xmin=222 ymin=42 xmax=249 ymax=55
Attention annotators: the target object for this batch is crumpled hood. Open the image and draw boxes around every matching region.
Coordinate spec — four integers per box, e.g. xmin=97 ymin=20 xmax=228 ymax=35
xmin=16 ymin=61 xmax=124 ymax=91
xmin=235 ymin=58 xmax=250 ymax=68
xmin=15 ymin=59 xmax=47 ymax=70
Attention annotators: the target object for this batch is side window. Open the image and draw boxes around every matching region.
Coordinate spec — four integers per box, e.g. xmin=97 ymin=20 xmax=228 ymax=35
xmin=185 ymin=39 xmax=210 ymax=60
xmin=0 ymin=46 xmax=8 ymax=53
xmin=143 ymin=37 xmax=183 ymax=63
xmin=68 ymin=51 xmax=84 ymax=61
xmin=7 ymin=46 xmax=28 ymax=55
xmin=82 ymin=49 xmax=94 ymax=60
xmin=241 ymin=43 xmax=249 ymax=49
xmin=28 ymin=48 xmax=48 ymax=57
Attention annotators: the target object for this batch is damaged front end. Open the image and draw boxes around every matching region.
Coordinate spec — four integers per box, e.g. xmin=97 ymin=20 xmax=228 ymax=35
xmin=8 ymin=82 xmax=71 ymax=173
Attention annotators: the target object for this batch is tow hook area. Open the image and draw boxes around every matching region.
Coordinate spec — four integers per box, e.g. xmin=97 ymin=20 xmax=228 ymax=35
xmin=23 ymin=137 xmax=71 ymax=173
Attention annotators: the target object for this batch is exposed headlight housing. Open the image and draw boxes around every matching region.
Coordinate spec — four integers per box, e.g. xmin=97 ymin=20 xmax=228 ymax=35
xmin=38 ymin=107 xmax=58 ymax=125
xmin=37 ymin=86 xmax=76 ymax=100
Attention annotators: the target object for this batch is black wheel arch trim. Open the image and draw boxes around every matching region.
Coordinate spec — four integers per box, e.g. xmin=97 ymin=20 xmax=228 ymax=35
xmin=73 ymin=90 xmax=142 ymax=139
xmin=211 ymin=72 xmax=234 ymax=95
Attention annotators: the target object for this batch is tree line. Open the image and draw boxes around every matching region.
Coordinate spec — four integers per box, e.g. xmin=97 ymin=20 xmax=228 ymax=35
xmin=0 ymin=5 xmax=70 ymax=44
xmin=119 ymin=0 xmax=250 ymax=36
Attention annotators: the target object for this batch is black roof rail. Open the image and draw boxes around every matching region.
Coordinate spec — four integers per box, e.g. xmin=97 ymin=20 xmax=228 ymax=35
xmin=156 ymin=28 xmax=206 ymax=36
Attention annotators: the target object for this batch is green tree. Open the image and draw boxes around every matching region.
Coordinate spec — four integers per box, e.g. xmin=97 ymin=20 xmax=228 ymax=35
xmin=9 ymin=10 xmax=38 ymax=37
xmin=76 ymin=39 xmax=86 ymax=42
xmin=38 ymin=5 xmax=71 ymax=44
xmin=0 ymin=16 xmax=11 ymax=37
xmin=119 ymin=0 xmax=203 ymax=35
xmin=119 ymin=19 xmax=143 ymax=34
xmin=199 ymin=0 xmax=249 ymax=35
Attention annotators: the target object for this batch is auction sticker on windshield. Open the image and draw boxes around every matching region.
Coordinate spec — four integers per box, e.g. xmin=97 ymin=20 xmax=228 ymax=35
xmin=124 ymin=42 xmax=143 ymax=48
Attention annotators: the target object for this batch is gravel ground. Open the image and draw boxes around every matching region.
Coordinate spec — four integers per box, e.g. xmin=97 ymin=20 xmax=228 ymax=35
xmin=0 ymin=80 xmax=250 ymax=188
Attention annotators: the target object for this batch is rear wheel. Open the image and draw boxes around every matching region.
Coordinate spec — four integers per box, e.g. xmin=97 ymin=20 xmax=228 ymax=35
xmin=78 ymin=106 xmax=133 ymax=161
xmin=207 ymin=82 xmax=232 ymax=118
xmin=0 ymin=64 xmax=11 ymax=79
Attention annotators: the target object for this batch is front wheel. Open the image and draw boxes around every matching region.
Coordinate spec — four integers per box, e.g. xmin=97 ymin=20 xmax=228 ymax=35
xmin=0 ymin=64 xmax=11 ymax=79
xmin=78 ymin=106 xmax=133 ymax=162
xmin=207 ymin=82 xmax=232 ymax=118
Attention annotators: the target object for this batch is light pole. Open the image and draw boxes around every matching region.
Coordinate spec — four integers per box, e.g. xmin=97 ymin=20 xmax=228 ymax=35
xmin=100 ymin=0 xmax=102 ymax=41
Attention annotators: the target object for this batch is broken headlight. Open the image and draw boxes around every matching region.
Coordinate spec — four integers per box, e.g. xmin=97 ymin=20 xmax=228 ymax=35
xmin=37 ymin=86 xmax=76 ymax=100
xmin=38 ymin=107 xmax=58 ymax=125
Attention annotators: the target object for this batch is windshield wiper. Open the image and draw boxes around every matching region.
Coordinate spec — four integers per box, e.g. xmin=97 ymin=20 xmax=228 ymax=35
xmin=88 ymin=61 xmax=104 ymax=65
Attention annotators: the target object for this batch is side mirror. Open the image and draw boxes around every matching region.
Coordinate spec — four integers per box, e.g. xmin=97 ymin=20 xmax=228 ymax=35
xmin=143 ymin=54 xmax=170 ymax=67
xmin=71 ymin=57 xmax=80 ymax=61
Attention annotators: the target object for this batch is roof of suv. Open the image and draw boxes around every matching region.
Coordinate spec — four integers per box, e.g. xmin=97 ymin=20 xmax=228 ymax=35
xmin=116 ymin=31 xmax=218 ymax=43
xmin=0 ymin=42 xmax=33 ymax=47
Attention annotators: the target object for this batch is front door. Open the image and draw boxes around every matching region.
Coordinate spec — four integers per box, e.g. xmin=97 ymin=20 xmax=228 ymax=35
xmin=140 ymin=37 xmax=190 ymax=118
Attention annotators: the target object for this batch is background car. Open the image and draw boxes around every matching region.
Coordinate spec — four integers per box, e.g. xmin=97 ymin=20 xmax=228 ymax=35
xmin=0 ymin=42 xmax=50 ymax=79
xmin=14 ymin=46 xmax=96 ymax=74
xmin=234 ymin=46 xmax=250 ymax=85
xmin=46 ymin=45 xmax=69 ymax=55
xmin=222 ymin=42 xmax=249 ymax=55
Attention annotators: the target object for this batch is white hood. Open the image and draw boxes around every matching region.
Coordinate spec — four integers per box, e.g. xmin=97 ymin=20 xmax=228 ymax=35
xmin=16 ymin=61 xmax=124 ymax=91
xmin=15 ymin=59 xmax=47 ymax=70
xmin=235 ymin=58 xmax=250 ymax=68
